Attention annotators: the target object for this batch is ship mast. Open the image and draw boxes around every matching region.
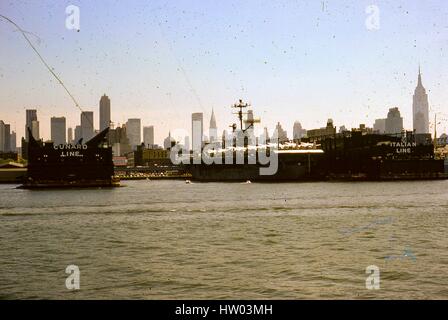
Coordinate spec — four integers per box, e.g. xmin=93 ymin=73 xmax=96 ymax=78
xmin=232 ymin=99 xmax=250 ymax=131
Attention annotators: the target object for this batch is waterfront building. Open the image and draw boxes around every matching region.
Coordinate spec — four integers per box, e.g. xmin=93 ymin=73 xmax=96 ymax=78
xmin=354 ymin=124 xmax=374 ymax=134
xmin=307 ymin=119 xmax=336 ymax=141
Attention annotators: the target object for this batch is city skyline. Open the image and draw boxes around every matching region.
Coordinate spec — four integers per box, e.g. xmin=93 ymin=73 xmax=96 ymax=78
xmin=8 ymin=69 xmax=437 ymax=149
xmin=1 ymin=1 xmax=448 ymax=144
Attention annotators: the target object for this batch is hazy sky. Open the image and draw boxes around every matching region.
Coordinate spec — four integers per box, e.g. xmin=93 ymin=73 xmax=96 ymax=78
xmin=1 ymin=0 xmax=448 ymax=144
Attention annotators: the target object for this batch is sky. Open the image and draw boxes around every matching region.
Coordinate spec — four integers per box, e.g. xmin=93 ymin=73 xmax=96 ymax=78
xmin=1 ymin=0 xmax=448 ymax=145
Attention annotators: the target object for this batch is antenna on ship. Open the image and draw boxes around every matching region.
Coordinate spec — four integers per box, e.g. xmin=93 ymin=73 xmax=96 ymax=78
xmin=232 ymin=99 xmax=250 ymax=131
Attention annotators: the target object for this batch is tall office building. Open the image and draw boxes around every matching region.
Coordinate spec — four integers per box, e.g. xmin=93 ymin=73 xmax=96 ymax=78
xmin=143 ymin=126 xmax=154 ymax=148
xmin=4 ymin=124 xmax=11 ymax=152
xmin=373 ymin=119 xmax=386 ymax=134
xmin=126 ymin=118 xmax=141 ymax=149
xmin=385 ymin=107 xmax=403 ymax=135
xmin=31 ymin=120 xmax=40 ymax=140
xmin=74 ymin=125 xmax=82 ymax=143
xmin=0 ymin=120 xmax=5 ymax=152
xmin=67 ymin=127 xmax=74 ymax=144
xmin=259 ymin=127 xmax=270 ymax=144
xmin=51 ymin=117 xmax=66 ymax=145
xmin=192 ymin=112 xmax=203 ymax=152
xmin=81 ymin=111 xmax=94 ymax=142
xmin=293 ymin=121 xmax=306 ymax=140
xmin=164 ymin=131 xmax=175 ymax=150
xmin=272 ymin=122 xmax=288 ymax=143
xmin=209 ymin=109 xmax=217 ymax=143
xmin=25 ymin=109 xmax=37 ymax=141
xmin=109 ymin=124 xmax=131 ymax=156
xmin=413 ymin=68 xmax=429 ymax=134
xmin=99 ymin=94 xmax=111 ymax=131
xmin=10 ymin=131 xmax=16 ymax=152
xmin=184 ymin=136 xmax=190 ymax=151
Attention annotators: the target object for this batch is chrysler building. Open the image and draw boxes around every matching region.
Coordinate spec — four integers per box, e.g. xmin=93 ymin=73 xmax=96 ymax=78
xmin=412 ymin=67 xmax=429 ymax=134
xmin=209 ymin=109 xmax=218 ymax=143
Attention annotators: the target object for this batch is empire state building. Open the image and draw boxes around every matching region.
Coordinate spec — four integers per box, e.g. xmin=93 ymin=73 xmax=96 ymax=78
xmin=412 ymin=68 xmax=429 ymax=134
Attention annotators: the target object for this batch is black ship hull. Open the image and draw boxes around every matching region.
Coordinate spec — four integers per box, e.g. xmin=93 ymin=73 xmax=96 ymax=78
xmin=188 ymin=132 xmax=448 ymax=182
xmin=22 ymin=128 xmax=119 ymax=189
xmin=189 ymin=151 xmax=326 ymax=182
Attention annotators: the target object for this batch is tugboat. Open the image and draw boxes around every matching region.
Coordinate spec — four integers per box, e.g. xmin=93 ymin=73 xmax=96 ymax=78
xmin=21 ymin=127 xmax=119 ymax=189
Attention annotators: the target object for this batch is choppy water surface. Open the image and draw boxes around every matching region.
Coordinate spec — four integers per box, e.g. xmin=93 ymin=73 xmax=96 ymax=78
xmin=0 ymin=180 xmax=447 ymax=299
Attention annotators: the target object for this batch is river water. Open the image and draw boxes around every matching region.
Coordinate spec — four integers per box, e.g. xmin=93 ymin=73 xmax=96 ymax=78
xmin=0 ymin=180 xmax=447 ymax=299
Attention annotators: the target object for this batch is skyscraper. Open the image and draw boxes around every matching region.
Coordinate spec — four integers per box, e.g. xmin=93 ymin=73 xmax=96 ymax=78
xmin=413 ymin=67 xmax=429 ymax=134
xmin=25 ymin=109 xmax=37 ymax=141
xmin=51 ymin=117 xmax=66 ymax=145
xmin=209 ymin=109 xmax=217 ymax=143
xmin=164 ymin=131 xmax=175 ymax=150
xmin=373 ymin=119 xmax=386 ymax=134
xmin=272 ymin=122 xmax=288 ymax=143
xmin=99 ymin=94 xmax=111 ymax=132
xmin=31 ymin=120 xmax=40 ymax=140
xmin=192 ymin=112 xmax=203 ymax=152
xmin=81 ymin=111 xmax=94 ymax=142
xmin=143 ymin=126 xmax=154 ymax=148
xmin=184 ymin=136 xmax=190 ymax=151
xmin=67 ymin=127 xmax=74 ymax=144
xmin=109 ymin=124 xmax=131 ymax=156
xmin=126 ymin=118 xmax=141 ymax=149
xmin=293 ymin=121 xmax=306 ymax=140
xmin=74 ymin=126 xmax=82 ymax=143
xmin=10 ymin=131 xmax=16 ymax=152
xmin=385 ymin=107 xmax=403 ymax=135
xmin=259 ymin=127 xmax=270 ymax=144
xmin=4 ymin=124 xmax=11 ymax=152
xmin=0 ymin=120 xmax=5 ymax=152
